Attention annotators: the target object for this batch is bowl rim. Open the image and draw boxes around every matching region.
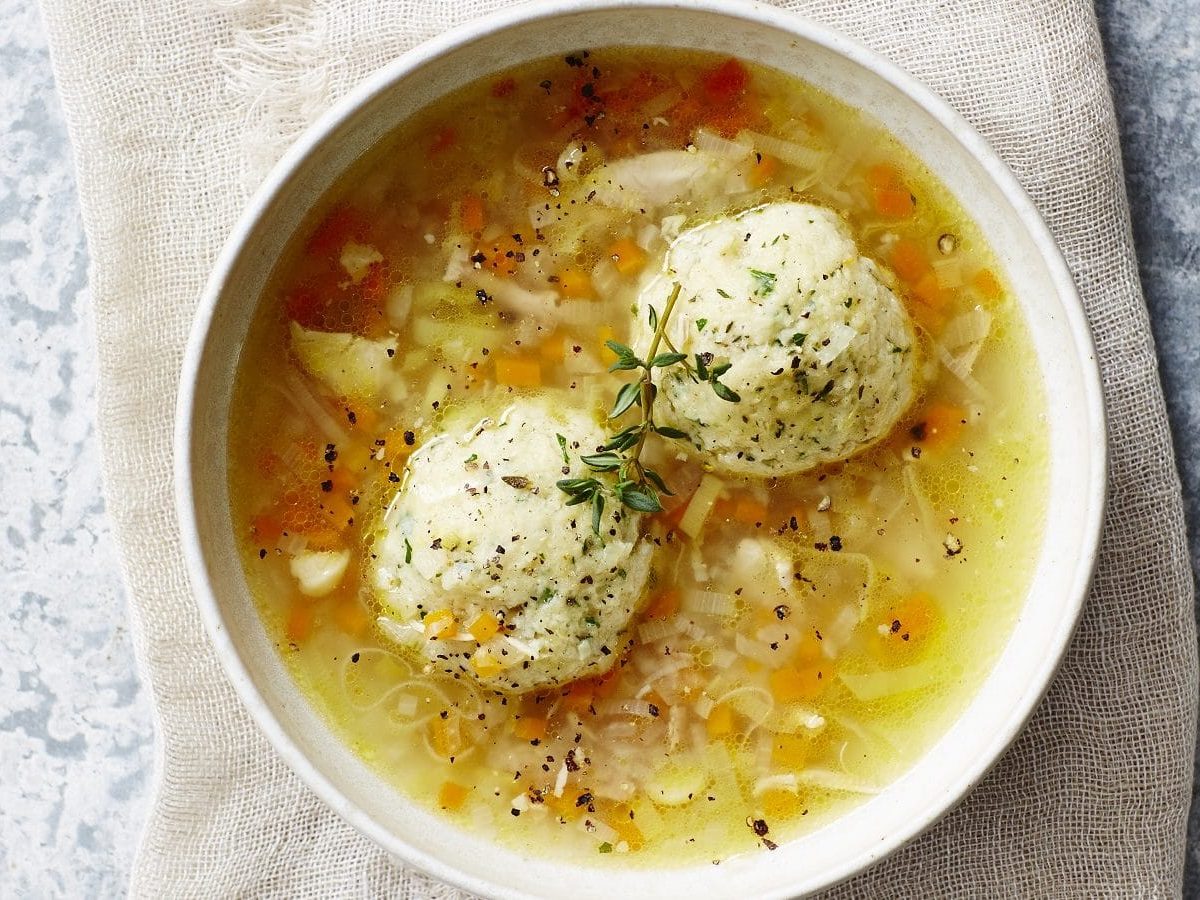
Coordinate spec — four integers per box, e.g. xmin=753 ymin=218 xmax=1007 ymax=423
xmin=174 ymin=1 xmax=1108 ymax=896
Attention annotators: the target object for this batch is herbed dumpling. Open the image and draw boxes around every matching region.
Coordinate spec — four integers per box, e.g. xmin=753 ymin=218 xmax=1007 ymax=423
xmin=369 ymin=395 xmax=653 ymax=692
xmin=635 ymin=201 xmax=919 ymax=476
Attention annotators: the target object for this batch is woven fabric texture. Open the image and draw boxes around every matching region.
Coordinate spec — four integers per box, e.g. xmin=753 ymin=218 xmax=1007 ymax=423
xmin=38 ymin=0 xmax=1195 ymax=895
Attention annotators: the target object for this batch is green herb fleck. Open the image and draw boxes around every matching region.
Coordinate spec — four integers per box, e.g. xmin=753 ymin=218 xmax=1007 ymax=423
xmin=749 ymin=268 xmax=777 ymax=295
xmin=404 ymin=538 xmax=413 ymax=564
xmin=555 ymin=433 xmax=569 ymax=464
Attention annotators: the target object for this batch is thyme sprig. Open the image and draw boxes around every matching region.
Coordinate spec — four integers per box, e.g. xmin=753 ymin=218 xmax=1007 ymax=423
xmin=557 ymin=282 xmax=741 ymax=532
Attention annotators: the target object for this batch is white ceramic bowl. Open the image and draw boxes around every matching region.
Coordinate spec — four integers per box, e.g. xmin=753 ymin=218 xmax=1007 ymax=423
xmin=175 ymin=2 xmax=1107 ymax=896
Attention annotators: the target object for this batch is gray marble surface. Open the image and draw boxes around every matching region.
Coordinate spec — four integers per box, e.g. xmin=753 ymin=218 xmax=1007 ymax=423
xmin=0 ymin=0 xmax=1196 ymax=896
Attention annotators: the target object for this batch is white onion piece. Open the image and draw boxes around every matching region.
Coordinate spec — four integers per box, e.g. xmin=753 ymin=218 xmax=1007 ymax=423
xmin=679 ymin=473 xmax=725 ymax=539
xmin=682 ymin=590 xmax=734 ymax=617
xmin=735 ymin=633 xmax=785 ymax=669
xmin=693 ymin=127 xmax=754 ymax=160
xmin=940 ymin=305 xmax=992 ymax=350
xmin=737 ymin=128 xmax=827 ymax=171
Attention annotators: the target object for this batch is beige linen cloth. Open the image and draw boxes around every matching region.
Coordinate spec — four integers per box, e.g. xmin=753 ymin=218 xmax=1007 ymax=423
xmin=41 ymin=0 xmax=1196 ymax=895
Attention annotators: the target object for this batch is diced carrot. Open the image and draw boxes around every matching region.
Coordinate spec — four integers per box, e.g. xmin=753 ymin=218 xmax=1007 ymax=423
xmin=770 ymin=733 xmax=809 ymax=769
xmin=424 ymin=608 xmax=457 ymax=640
xmin=538 ymin=332 xmax=566 ymax=364
xmin=701 ymin=58 xmax=750 ymax=103
xmin=429 ymin=711 xmax=466 ymax=757
xmin=603 ymin=803 xmax=645 ymax=851
xmin=471 ymin=652 xmax=506 ymax=678
xmin=334 ymin=599 xmax=369 ymax=637
xmin=759 ymin=786 xmax=804 ymax=821
xmin=769 ymin=664 xmax=826 ymax=702
xmin=643 ymin=589 xmax=680 ymax=621
xmin=748 ymin=153 xmax=779 ymax=189
xmin=285 ymin=602 xmax=314 ymax=643
xmin=251 ymin=514 xmax=283 ymax=545
xmin=461 ymin=194 xmax=485 ymax=233
xmin=558 ymin=267 xmax=594 ymax=299
xmin=562 ymin=679 xmax=596 ymax=715
xmin=913 ymin=272 xmax=948 ymax=310
xmin=972 ymin=267 xmax=1003 ymax=300
xmin=706 ymin=702 xmax=734 ymax=738
xmin=872 ymin=592 xmax=942 ymax=662
xmin=910 ymin=402 xmax=967 ymax=453
xmin=732 ymin=497 xmax=769 ymax=526
xmin=712 ymin=497 xmax=738 ymax=522
xmin=478 ymin=234 xmax=523 ymax=277
xmin=608 ymin=238 xmax=647 ymax=276
xmin=866 ymin=163 xmax=916 ymax=219
xmin=513 ymin=716 xmax=548 ymax=742
xmin=545 ymin=790 xmax=583 ymax=821
xmin=874 ymin=187 xmax=915 ymax=219
xmin=469 ymin=611 xmax=501 ymax=643
xmin=494 ymin=354 xmax=543 ymax=388
xmin=429 ymin=125 xmax=457 ymax=155
xmin=438 ymin=781 xmax=470 ymax=810
xmin=889 ymin=238 xmax=931 ymax=283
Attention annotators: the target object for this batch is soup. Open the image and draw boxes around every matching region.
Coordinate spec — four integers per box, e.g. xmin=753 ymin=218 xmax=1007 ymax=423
xmin=228 ymin=48 xmax=1047 ymax=864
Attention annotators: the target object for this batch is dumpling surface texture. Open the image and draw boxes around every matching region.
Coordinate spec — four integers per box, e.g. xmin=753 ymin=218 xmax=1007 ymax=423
xmin=371 ymin=396 xmax=652 ymax=692
xmin=637 ymin=202 xmax=917 ymax=475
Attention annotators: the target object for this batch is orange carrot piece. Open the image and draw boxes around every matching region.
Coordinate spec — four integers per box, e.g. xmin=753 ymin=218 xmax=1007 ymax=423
xmin=889 ymin=238 xmax=931 ymax=283
xmin=732 ymin=497 xmax=769 ymax=526
xmin=769 ymin=664 xmax=826 ymax=702
xmin=748 ymin=153 xmax=779 ymax=189
xmin=429 ymin=712 xmax=466 ymax=757
xmin=479 ymin=234 xmax=523 ymax=277
xmin=461 ymin=194 xmax=485 ymax=233
xmin=251 ymin=514 xmax=283 ymax=545
xmin=603 ymin=803 xmax=646 ymax=850
xmin=911 ymin=402 xmax=967 ymax=452
xmin=438 ymin=781 xmax=470 ymax=810
xmin=494 ymin=354 xmax=543 ymax=388
xmin=558 ymin=267 xmax=594 ymax=298
xmin=643 ymin=589 xmax=681 ymax=621
xmin=513 ymin=716 xmax=549 ymax=742
xmin=866 ymin=163 xmax=914 ymax=217
xmin=285 ymin=603 xmax=314 ymax=643
xmin=972 ymin=267 xmax=1003 ymax=300
xmin=468 ymin=611 xmax=501 ymax=643
xmin=873 ymin=592 xmax=942 ymax=662
xmin=423 ymin=608 xmax=457 ymax=640
xmin=608 ymin=238 xmax=647 ymax=276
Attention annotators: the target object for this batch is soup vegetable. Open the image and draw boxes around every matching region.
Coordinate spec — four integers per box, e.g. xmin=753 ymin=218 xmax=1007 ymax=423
xmin=229 ymin=49 xmax=1047 ymax=864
